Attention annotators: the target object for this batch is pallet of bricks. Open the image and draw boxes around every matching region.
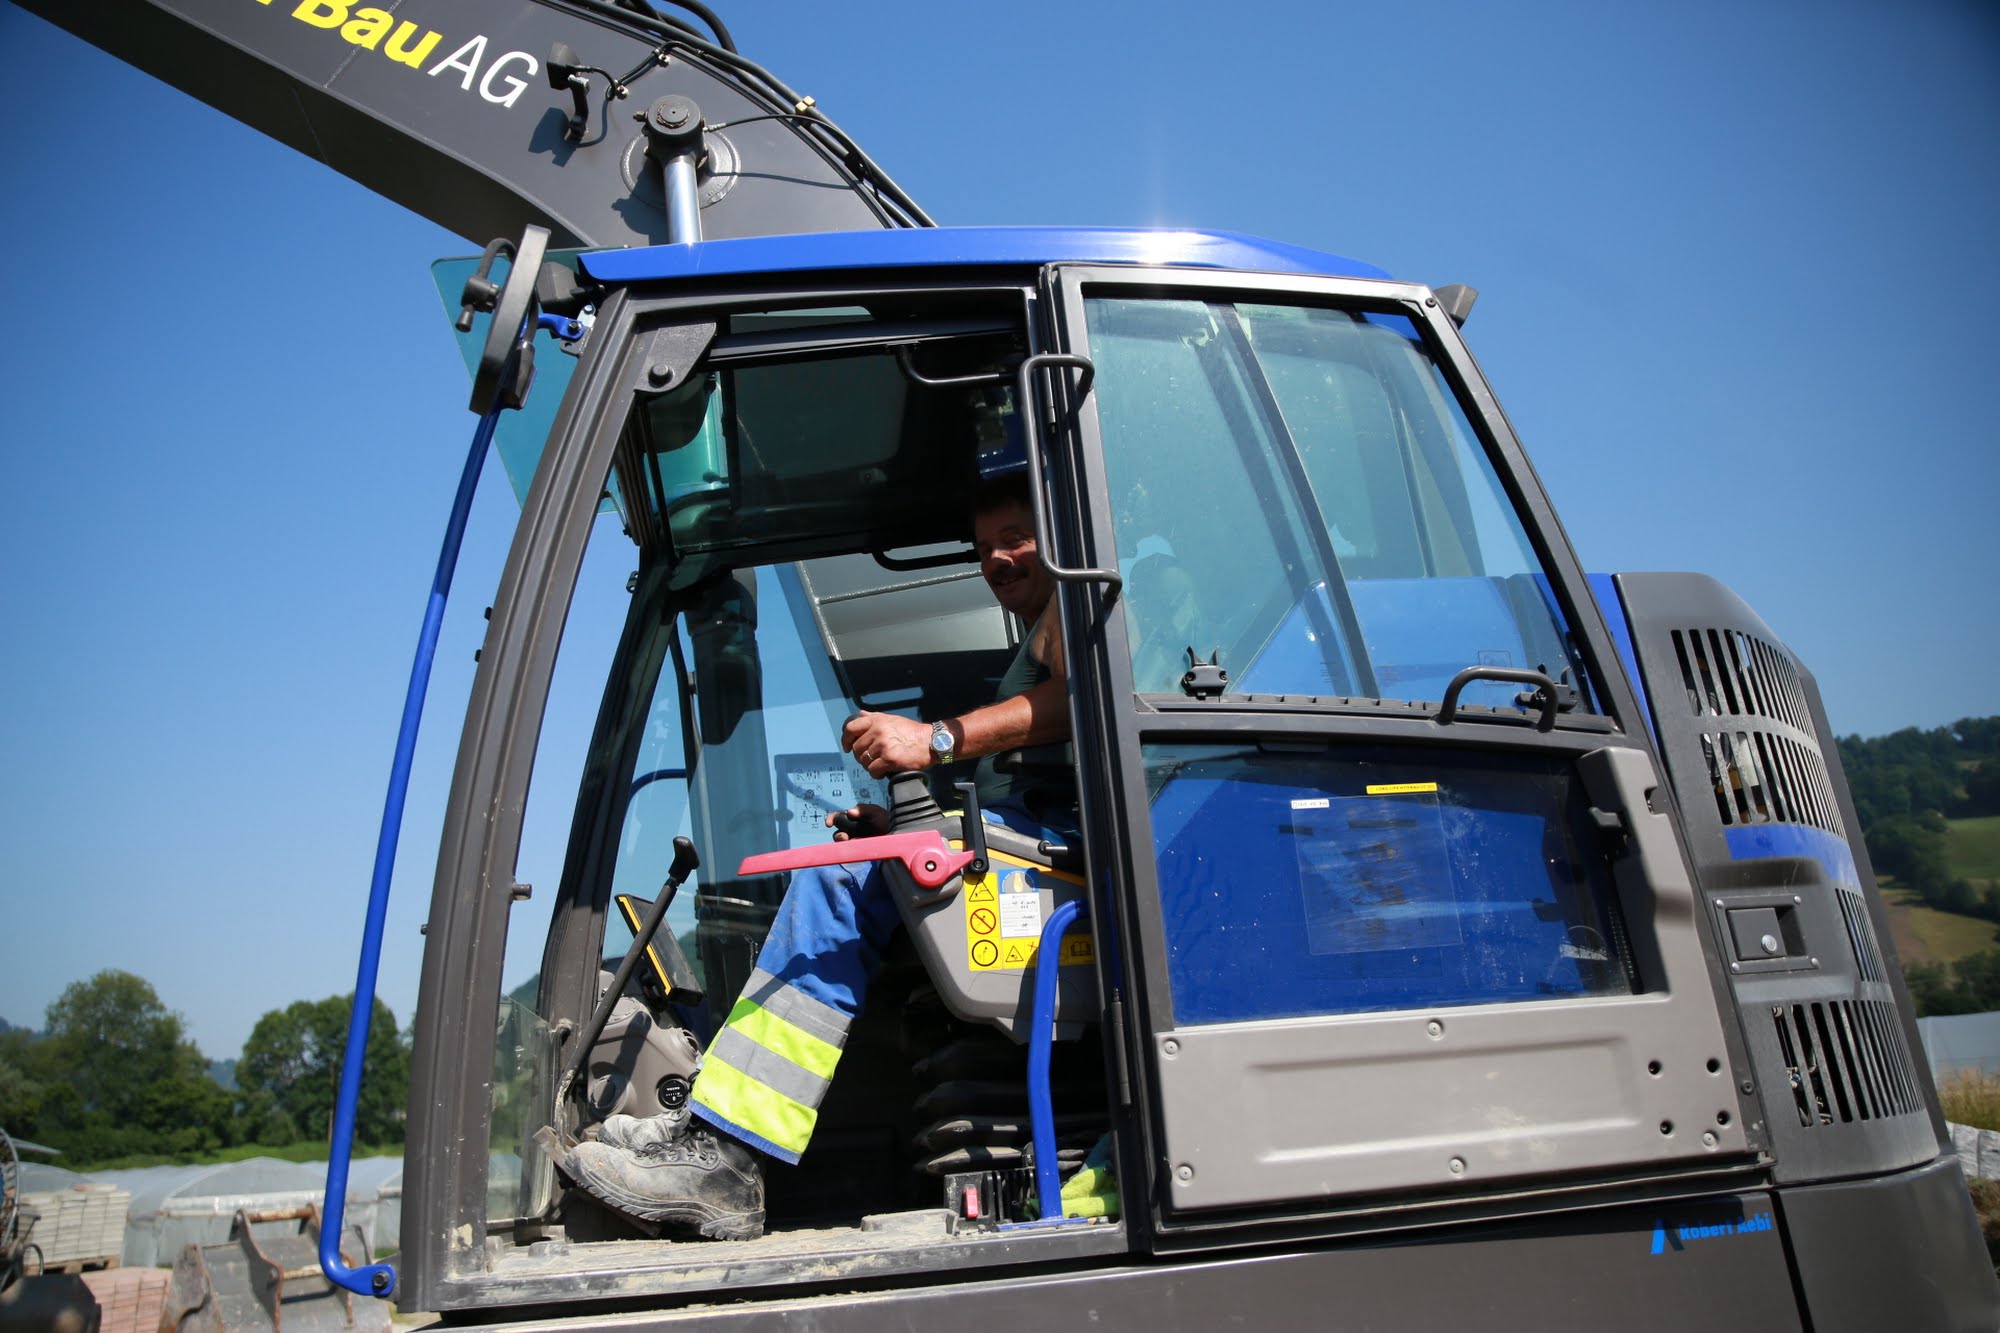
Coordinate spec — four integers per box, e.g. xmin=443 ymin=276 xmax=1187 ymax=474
xmin=19 ymin=1181 xmax=128 ymax=1271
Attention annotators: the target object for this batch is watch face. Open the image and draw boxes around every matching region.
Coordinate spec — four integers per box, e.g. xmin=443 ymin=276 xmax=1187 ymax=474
xmin=931 ymin=727 xmax=954 ymax=754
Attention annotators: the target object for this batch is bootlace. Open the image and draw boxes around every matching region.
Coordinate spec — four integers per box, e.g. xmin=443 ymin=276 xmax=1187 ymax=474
xmin=632 ymin=1129 xmax=722 ymax=1168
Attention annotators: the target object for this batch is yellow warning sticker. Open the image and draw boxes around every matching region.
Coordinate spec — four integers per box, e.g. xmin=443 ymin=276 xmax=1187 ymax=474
xmin=963 ymin=861 xmax=1094 ymax=971
xmin=1366 ymin=781 xmax=1440 ymax=795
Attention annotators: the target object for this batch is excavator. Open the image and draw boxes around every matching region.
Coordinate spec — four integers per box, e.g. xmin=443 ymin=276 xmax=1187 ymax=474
xmin=12 ymin=1 xmax=1999 ymax=1328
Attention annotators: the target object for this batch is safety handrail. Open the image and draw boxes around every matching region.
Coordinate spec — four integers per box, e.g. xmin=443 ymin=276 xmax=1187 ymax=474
xmin=319 ymin=399 xmax=500 ymax=1300
xmin=1013 ymin=354 xmax=1120 ymax=593
xmin=1437 ymin=665 xmax=1560 ymax=732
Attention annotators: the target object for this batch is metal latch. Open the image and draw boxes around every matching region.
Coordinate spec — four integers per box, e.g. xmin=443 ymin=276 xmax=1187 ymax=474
xmin=1180 ymin=647 xmax=1228 ymax=699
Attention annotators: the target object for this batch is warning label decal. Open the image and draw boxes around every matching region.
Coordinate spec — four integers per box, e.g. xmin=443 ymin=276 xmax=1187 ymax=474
xmin=1000 ymin=871 xmax=1042 ymax=937
xmin=963 ymin=861 xmax=1093 ymax=972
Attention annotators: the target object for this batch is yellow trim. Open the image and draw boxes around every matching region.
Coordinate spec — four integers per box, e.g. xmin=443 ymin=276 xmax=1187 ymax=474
xmin=614 ymin=894 xmax=672 ymax=997
xmin=1365 ymin=781 xmax=1440 ymax=795
xmin=724 ymin=997 xmax=842 ymax=1080
xmin=694 ymin=1056 xmax=816 ymax=1156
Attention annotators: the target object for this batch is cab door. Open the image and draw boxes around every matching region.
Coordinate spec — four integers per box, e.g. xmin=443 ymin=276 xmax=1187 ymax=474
xmin=1035 ymin=264 xmax=1759 ymax=1224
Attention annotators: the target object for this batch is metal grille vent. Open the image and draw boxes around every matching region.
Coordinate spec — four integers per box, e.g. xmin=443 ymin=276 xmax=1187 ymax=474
xmin=1673 ymin=627 xmax=1811 ymax=729
xmin=1836 ymin=886 xmax=1885 ymax=984
xmin=1771 ymin=999 xmax=1922 ymax=1128
xmin=1698 ymin=728 xmax=1845 ymax=838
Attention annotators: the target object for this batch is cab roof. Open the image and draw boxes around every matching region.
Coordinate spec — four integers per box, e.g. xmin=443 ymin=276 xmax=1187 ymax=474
xmin=575 ymin=226 xmax=1390 ymax=285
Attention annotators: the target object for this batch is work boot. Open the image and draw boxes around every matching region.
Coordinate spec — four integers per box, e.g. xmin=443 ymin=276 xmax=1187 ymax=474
xmin=593 ymin=1109 xmax=691 ymax=1152
xmin=567 ymin=1123 xmax=766 ymax=1240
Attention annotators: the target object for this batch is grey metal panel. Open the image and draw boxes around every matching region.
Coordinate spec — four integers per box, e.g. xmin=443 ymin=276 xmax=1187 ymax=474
xmin=1780 ymin=1155 xmax=2000 ymax=1333
xmin=444 ymin=1193 xmax=1802 ymax=1332
xmin=881 ymin=825 xmax=1100 ymax=1042
xmin=799 ymin=559 xmax=1010 ymax=670
xmin=1612 ymin=572 xmax=1939 ymax=1184
xmin=1158 ymin=1000 xmax=1745 ymax=1211
xmin=16 ymin=0 xmax=907 ymax=248
xmin=1154 ymin=746 xmax=1748 ymax=1211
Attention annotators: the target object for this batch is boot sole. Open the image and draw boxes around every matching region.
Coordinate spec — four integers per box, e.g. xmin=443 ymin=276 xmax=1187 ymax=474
xmin=568 ymin=1158 xmax=765 ymax=1239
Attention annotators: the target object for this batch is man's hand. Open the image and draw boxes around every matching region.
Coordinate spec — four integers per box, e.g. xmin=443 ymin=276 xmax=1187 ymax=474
xmin=842 ymin=711 xmax=934 ymax=778
xmin=826 ymin=803 xmax=891 ymax=840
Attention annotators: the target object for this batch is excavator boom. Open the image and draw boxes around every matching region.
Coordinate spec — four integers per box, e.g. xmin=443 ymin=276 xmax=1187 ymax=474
xmin=14 ymin=0 xmax=927 ymax=248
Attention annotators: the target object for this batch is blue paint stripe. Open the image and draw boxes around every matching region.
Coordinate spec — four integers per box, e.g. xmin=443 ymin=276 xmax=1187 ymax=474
xmin=1723 ymin=823 xmax=1859 ymax=888
xmin=1588 ymin=572 xmax=1655 ymax=746
xmin=690 ymin=1102 xmax=801 ymax=1166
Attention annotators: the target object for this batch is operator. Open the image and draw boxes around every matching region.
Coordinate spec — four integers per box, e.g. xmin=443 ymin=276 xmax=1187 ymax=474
xmin=564 ymin=472 xmax=1074 ymax=1240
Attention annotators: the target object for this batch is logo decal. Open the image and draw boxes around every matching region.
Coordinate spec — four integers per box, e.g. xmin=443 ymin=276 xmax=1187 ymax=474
xmin=1650 ymin=1211 xmax=1774 ymax=1255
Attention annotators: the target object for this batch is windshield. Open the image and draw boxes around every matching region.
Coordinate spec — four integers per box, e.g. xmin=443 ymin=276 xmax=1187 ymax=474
xmin=1085 ymin=297 xmax=1586 ymax=712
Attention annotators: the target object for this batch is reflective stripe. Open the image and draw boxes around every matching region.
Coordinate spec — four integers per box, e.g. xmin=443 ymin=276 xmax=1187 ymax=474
xmin=708 ymin=1027 xmax=831 ymax=1110
xmin=724 ymin=996 xmax=842 ymax=1080
xmin=737 ymin=968 xmax=851 ymax=1046
xmin=693 ymin=1055 xmax=816 ymax=1161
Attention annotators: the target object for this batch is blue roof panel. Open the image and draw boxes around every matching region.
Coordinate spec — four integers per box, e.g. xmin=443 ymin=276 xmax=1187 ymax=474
xmin=576 ymin=226 xmax=1390 ymax=285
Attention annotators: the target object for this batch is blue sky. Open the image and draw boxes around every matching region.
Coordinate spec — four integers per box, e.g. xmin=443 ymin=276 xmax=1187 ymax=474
xmin=2 ymin=0 xmax=1995 ymax=1058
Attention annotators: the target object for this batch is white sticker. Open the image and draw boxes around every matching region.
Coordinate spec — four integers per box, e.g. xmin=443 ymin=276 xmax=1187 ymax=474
xmin=999 ymin=869 xmax=1043 ymax=938
xmin=1290 ymin=797 xmax=1331 ymax=809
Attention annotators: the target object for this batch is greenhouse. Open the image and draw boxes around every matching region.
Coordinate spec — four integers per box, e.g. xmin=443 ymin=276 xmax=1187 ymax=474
xmin=82 ymin=1155 xmax=403 ymax=1267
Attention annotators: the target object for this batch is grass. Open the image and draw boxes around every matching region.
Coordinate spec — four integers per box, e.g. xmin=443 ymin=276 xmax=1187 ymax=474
xmin=1875 ymin=818 xmax=2000 ymax=969
xmin=1948 ymin=815 xmax=2000 ymax=891
xmin=1881 ymin=886 xmax=2000 ymax=969
xmin=1949 ymin=1071 xmax=2000 ymax=1274
xmin=1941 ymin=1069 xmax=2000 ymax=1132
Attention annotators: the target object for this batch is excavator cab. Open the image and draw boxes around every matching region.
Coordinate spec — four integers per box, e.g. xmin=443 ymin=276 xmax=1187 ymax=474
xmin=394 ymin=230 xmax=1995 ymax=1326
xmin=430 ymin=258 xmax=1124 ymax=1286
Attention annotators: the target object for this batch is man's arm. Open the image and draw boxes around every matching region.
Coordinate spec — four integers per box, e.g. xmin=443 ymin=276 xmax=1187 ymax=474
xmin=842 ymin=676 xmax=1069 ymax=780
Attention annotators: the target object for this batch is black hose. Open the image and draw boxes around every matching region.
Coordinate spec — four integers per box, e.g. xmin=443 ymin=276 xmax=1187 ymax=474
xmin=619 ymin=0 xmax=737 ymax=54
xmin=612 ymin=0 xmax=717 ymax=48
xmin=550 ymin=0 xmax=935 ymax=228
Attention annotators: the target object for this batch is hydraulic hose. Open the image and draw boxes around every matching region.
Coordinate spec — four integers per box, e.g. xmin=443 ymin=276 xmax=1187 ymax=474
xmin=551 ymin=0 xmax=934 ymax=228
xmin=320 ymin=399 xmax=502 ymax=1301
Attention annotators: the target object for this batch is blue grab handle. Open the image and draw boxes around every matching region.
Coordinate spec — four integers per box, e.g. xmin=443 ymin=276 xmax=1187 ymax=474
xmin=1029 ymin=897 xmax=1088 ymax=1222
xmin=320 ymin=401 xmax=501 ymax=1300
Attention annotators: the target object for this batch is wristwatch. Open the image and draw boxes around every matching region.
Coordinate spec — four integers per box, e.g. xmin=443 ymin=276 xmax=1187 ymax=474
xmin=929 ymin=720 xmax=958 ymax=765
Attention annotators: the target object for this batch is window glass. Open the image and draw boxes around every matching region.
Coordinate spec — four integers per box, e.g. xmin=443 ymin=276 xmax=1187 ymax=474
xmin=1085 ymin=299 xmax=1363 ymax=696
xmin=1086 ymin=296 xmax=1584 ymax=710
xmin=599 ymin=619 xmax=699 ymax=993
xmin=1143 ymin=744 xmax=1633 ymax=1025
xmin=624 ymin=306 xmax=1023 ymax=582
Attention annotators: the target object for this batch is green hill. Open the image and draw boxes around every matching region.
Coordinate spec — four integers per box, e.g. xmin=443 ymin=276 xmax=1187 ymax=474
xmin=1946 ymin=814 xmax=2000 ymax=893
xmin=1881 ymin=818 xmax=2000 ymax=968
xmin=1883 ymin=886 xmax=2000 ymax=969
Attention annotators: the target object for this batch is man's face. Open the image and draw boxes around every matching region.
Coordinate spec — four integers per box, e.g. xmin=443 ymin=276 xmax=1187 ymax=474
xmin=974 ymin=501 xmax=1055 ymax=619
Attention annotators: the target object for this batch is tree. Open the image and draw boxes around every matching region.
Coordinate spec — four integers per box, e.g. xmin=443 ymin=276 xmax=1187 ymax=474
xmin=42 ymin=971 xmax=188 ymax=1120
xmin=239 ymin=996 xmax=410 ymax=1146
xmin=28 ymin=971 xmax=233 ymax=1163
xmin=0 ymin=1029 xmax=46 ymax=1134
xmin=1868 ymin=815 xmax=1953 ymax=898
xmin=1965 ymin=762 xmax=2000 ymax=819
